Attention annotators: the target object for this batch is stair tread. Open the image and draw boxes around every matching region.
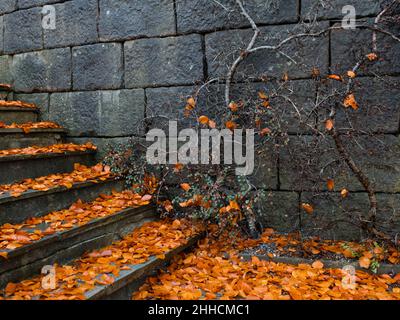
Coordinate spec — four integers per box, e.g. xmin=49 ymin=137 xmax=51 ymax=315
xmin=0 ymin=219 xmax=203 ymax=300
xmin=0 ymin=190 xmax=153 ymax=257
xmin=0 ymin=163 xmax=114 ymax=201
xmin=0 ymin=84 xmax=12 ymax=92
xmin=0 ymin=143 xmax=97 ymax=160
xmin=0 ymin=100 xmax=37 ymax=110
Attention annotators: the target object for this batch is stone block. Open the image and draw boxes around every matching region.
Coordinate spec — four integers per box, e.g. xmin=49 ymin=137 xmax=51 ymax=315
xmin=99 ymin=0 xmax=175 ymax=41
xmin=72 ymin=43 xmax=123 ymax=90
xmin=12 ymin=48 xmax=71 ymax=92
xmin=44 ymin=0 xmax=98 ymax=48
xmin=177 ymin=0 xmax=298 ymax=33
xmin=3 ymin=7 xmax=42 ymax=54
xmin=124 ymin=35 xmax=204 ymax=88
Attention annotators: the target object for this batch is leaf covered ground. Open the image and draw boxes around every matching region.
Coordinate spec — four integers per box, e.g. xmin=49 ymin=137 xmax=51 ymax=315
xmin=0 ymin=219 xmax=203 ymax=300
xmin=133 ymin=228 xmax=400 ymax=300
xmin=0 ymin=142 xmax=97 ymax=157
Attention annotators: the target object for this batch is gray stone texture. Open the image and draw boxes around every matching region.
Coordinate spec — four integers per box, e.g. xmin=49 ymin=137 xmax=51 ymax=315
xmin=49 ymin=90 xmax=145 ymax=137
xmin=72 ymin=43 xmax=123 ymax=90
xmin=3 ymin=7 xmax=43 ymax=54
xmin=0 ymin=0 xmax=17 ymax=14
xmin=44 ymin=0 xmax=99 ymax=48
xmin=99 ymin=0 xmax=176 ymax=41
xmin=206 ymin=22 xmax=330 ymax=81
xmin=14 ymin=93 xmax=49 ymax=120
xmin=12 ymin=48 xmax=71 ymax=92
xmin=331 ymin=19 xmax=400 ymax=76
xmin=17 ymin=0 xmax=61 ymax=9
xmin=0 ymin=16 xmax=4 ymax=54
xmin=258 ymin=191 xmax=300 ymax=233
xmin=125 ymin=35 xmax=204 ymax=88
xmin=280 ymin=135 xmax=400 ymax=193
xmin=0 ymin=56 xmax=12 ymax=84
xmin=302 ymin=0 xmax=383 ymax=20
xmin=300 ymin=192 xmax=400 ymax=240
xmin=318 ymin=77 xmax=400 ymax=134
xmin=176 ymin=0 xmax=298 ymax=33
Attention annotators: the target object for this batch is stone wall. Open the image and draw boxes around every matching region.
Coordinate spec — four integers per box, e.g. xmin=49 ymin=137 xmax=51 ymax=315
xmin=0 ymin=0 xmax=399 ymax=240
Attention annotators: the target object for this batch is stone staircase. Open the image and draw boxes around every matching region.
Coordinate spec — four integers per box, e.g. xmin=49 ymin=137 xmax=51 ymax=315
xmin=0 ymin=85 xmax=191 ymax=299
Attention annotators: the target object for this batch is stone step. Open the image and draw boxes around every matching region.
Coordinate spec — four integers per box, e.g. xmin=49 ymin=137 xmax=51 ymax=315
xmin=0 ymin=220 xmax=204 ymax=300
xmin=0 ymin=178 xmax=124 ymax=225
xmin=0 ymin=205 xmax=157 ymax=289
xmin=89 ymin=234 xmax=203 ymax=300
xmin=0 ymin=107 xmax=39 ymax=124
xmin=0 ymin=146 xmax=97 ymax=184
xmin=0 ymin=128 xmax=66 ymax=150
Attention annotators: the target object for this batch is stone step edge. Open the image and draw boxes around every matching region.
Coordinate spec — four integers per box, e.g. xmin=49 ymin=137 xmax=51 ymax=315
xmin=0 ymin=128 xmax=67 ymax=134
xmin=240 ymin=253 xmax=400 ymax=275
xmin=0 ymin=205 xmax=157 ymax=282
xmin=0 ymin=176 xmax=120 ymax=205
xmin=86 ymin=232 xmax=205 ymax=300
xmin=0 ymin=149 xmax=96 ymax=163
xmin=0 ymin=106 xmax=39 ymax=112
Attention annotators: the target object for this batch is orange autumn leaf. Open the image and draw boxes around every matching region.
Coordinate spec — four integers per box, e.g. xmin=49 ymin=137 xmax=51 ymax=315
xmin=180 ymin=183 xmax=191 ymax=192
xmin=225 ymin=120 xmax=237 ymax=131
xmin=229 ymin=102 xmax=239 ymax=112
xmin=341 ymin=189 xmax=349 ymax=198
xmin=208 ymin=120 xmax=217 ymax=129
xmin=327 ymin=179 xmax=335 ymax=191
xmin=0 ymin=251 xmax=8 ymax=259
xmin=141 ymin=194 xmax=152 ymax=201
xmin=366 ymin=53 xmax=378 ymax=61
xmin=260 ymin=128 xmax=271 ymax=136
xmin=312 ymin=260 xmax=324 ymax=269
xmin=327 ymin=74 xmax=343 ymax=82
xmin=325 ymin=119 xmax=334 ymax=131
xmin=301 ymin=203 xmax=314 ymax=214
xmin=347 ymin=71 xmax=356 ymax=78
xmin=343 ymin=94 xmax=359 ymax=110
xmin=174 ymin=163 xmax=184 ymax=172
xmin=359 ymin=256 xmax=371 ymax=269
xmin=198 ymin=115 xmax=209 ymax=125
xmin=258 ymin=91 xmax=268 ymax=100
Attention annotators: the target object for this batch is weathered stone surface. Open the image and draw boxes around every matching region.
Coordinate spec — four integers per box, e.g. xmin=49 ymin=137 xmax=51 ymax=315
xmin=0 ymin=16 xmax=4 ymax=54
xmin=49 ymin=90 xmax=145 ymax=137
xmin=176 ymin=0 xmax=298 ymax=33
xmin=17 ymin=0 xmax=60 ymax=8
xmin=318 ymin=77 xmax=400 ymax=134
xmin=301 ymin=192 xmax=400 ymax=240
xmin=3 ymin=7 xmax=42 ymax=54
xmin=280 ymin=135 xmax=400 ymax=193
xmin=0 ymin=55 xmax=12 ymax=83
xmin=99 ymin=0 xmax=175 ymax=41
xmin=146 ymin=86 xmax=202 ymax=131
xmin=14 ymin=93 xmax=49 ymax=120
xmin=44 ymin=0 xmax=98 ymax=48
xmin=125 ymin=35 xmax=204 ymax=88
xmin=249 ymin=143 xmax=278 ymax=189
xmin=206 ymin=22 xmax=329 ymax=80
xmin=0 ymin=0 xmax=16 ymax=14
xmin=73 ymin=43 xmax=123 ymax=90
xmin=258 ymin=191 xmax=300 ymax=233
xmin=301 ymin=192 xmax=367 ymax=240
xmin=12 ymin=48 xmax=71 ymax=92
xmin=331 ymin=19 xmax=400 ymax=76
xmin=302 ymin=0 xmax=382 ymax=20
xmin=376 ymin=194 xmax=400 ymax=238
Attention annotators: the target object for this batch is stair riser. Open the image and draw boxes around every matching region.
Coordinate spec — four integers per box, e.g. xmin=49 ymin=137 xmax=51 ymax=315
xmin=0 ymin=206 xmax=157 ymax=289
xmin=0 ymin=111 xmax=38 ymax=124
xmin=88 ymin=234 xmax=204 ymax=300
xmin=0 ymin=180 xmax=124 ymax=225
xmin=0 ymin=132 xmax=64 ymax=149
xmin=0 ymin=152 xmax=96 ymax=185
